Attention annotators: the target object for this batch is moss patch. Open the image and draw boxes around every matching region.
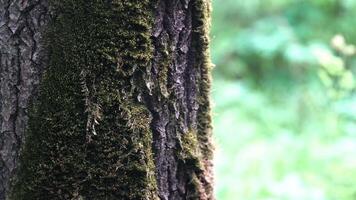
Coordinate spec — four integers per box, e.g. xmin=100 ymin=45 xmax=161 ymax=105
xmin=11 ymin=0 xmax=158 ymax=199
xmin=194 ymin=0 xmax=214 ymax=160
xmin=192 ymin=0 xmax=215 ymax=198
xmin=179 ymin=130 xmax=202 ymax=170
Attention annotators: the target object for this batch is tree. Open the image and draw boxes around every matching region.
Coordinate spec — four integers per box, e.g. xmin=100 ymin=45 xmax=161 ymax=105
xmin=0 ymin=0 xmax=214 ymax=199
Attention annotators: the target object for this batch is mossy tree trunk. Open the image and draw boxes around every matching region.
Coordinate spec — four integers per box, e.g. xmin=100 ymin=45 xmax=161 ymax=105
xmin=0 ymin=0 xmax=214 ymax=199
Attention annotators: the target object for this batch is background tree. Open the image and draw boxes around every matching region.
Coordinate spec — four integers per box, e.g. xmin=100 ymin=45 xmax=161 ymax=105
xmin=0 ymin=0 xmax=214 ymax=199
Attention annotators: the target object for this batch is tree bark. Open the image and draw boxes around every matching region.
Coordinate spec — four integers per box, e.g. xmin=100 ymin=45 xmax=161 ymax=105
xmin=0 ymin=1 xmax=49 ymax=199
xmin=0 ymin=1 xmax=213 ymax=199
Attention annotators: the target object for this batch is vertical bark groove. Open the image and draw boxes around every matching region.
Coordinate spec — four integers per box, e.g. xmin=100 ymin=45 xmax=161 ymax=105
xmin=0 ymin=1 xmax=49 ymax=199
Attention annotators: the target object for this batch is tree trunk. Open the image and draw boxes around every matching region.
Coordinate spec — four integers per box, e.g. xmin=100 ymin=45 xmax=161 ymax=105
xmin=0 ymin=1 xmax=213 ymax=199
xmin=0 ymin=1 xmax=50 ymax=199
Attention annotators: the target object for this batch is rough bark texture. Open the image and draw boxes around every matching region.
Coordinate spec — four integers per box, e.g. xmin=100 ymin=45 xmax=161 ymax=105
xmin=0 ymin=0 xmax=213 ymax=199
xmin=149 ymin=0 xmax=213 ymax=199
xmin=0 ymin=1 xmax=49 ymax=199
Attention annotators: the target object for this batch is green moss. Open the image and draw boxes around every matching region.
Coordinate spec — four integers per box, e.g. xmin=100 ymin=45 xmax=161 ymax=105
xmin=10 ymin=0 xmax=214 ymax=199
xmin=179 ymin=130 xmax=202 ymax=170
xmin=177 ymin=129 xmax=207 ymax=199
xmin=11 ymin=0 xmax=158 ymax=199
xmin=194 ymin=0 xmax=214 ymax=160
xmin=190 ymin=0 xmax=215 ymax=198
xmin=157 ymin=33 xmax=172 ymax=98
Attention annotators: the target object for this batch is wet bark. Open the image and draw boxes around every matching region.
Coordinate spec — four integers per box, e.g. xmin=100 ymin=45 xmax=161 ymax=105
xmin=0 ymin=1 xmax=49 ymax=199
xmin=0 ymin=1 xmax=213 ymax=199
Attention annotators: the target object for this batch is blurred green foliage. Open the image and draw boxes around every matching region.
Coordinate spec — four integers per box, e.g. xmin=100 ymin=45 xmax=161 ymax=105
xmin=211 ymin=0 xmax=356 ymax=199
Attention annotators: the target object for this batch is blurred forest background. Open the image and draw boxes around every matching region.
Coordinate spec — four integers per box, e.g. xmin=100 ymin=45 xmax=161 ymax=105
xmin=210 ymin=0 xmax=356 ymax=199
